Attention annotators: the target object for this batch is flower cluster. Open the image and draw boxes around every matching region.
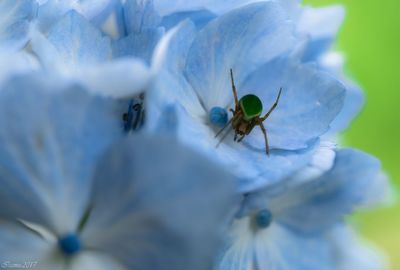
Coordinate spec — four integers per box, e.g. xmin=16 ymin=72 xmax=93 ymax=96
xmin=0 ymin=0 xmax=389 ymax=269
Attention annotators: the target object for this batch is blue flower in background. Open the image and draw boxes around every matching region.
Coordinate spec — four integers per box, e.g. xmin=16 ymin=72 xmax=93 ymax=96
xmin=217 ymin=149 xmax=387 ymax=270
xmin=147 ymin=2 xmax=347 ymax=192
xmin=0 ymin=0 xmax=37 ymax=51
xmin=0 ymin=74 xmax=237 ymax=269
xmin=31 ymin=11 xmax=151 ymax=98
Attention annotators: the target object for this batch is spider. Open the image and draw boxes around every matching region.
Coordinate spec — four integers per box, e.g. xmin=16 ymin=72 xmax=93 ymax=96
xmin=215 ymin=69 xmax=282 ymax=156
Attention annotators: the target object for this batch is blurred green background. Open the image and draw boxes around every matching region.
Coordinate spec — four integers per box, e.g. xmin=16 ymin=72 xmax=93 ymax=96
xmin=304 ymin=0 xmax=400 ymax=268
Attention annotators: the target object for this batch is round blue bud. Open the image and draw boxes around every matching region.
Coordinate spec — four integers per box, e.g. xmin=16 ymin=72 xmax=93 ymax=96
xmin=209 ymin=107 xmax=228 ymax=127
xmin=58 ymin=233 xmax=82 ymax=255
xmin=255 ymin=209 xmax=273 ymax=229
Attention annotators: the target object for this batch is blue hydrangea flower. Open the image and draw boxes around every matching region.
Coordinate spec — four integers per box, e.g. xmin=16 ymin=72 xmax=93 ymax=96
xmin=216 ymin=149 xmax=387 ymax=270
xmin=147 ymin=2 xmax=347 ymax=192
xmin=0 ymin=74 xmax=237 ymax=269
xmin=31 ymin=10 xmax=151 ymax=98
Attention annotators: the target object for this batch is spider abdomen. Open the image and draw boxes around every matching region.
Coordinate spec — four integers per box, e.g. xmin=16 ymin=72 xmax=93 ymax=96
xmin=239 ymin=94 xmax=263 ymax=121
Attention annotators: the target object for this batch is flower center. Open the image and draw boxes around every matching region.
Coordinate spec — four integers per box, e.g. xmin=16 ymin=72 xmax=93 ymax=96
xmin=58 ymin=233 xmax=82 ymax=255
xmin=209 ymin=107 xmax=228 ymax=127
xmin=255 ymin=209 xmax=273 ymax=229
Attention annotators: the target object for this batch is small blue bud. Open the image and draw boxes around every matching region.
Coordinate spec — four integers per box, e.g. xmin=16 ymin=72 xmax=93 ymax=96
xmin=256 ymin=209 xmax=273 ymax=229
xmin=209 ymin=107 xmax=228 ymax=127
xmin=58 ymin=233 xmax=82 ymax=255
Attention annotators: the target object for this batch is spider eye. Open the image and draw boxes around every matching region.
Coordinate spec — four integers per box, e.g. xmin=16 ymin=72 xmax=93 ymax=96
xmin=209 ymin=107 xmax=228 ymax=127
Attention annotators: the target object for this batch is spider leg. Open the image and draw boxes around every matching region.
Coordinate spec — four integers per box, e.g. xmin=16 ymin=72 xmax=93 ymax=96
xmin=230 ymin=69 xmax=239 ymax=108
xmin=215 ymin=117 xmax=233 ymax=138
xmin=216 ymin=126 xmax=233 ymax=147
xmin=237 ymin=134 xmax=246 ymax=142
xmin=261 ymin=87 xmax=282 ymax=121
xmin=259 ymin=122 xmax=270 ymax=156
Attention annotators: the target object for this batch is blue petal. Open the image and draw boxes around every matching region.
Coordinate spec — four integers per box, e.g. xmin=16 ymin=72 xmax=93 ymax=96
xmin=184 ymin=2 xmax=297 ymax=111
xmin=35 ymin=11 xmax=111 ymax=70
xmin=329 ymin=225 xmax=386 ymax=270
xmin=0 ymin=51 xmax=39 ymax=86
xmin=122 ymin=0 xmax=161 ymax=34
xmin=161 ymin=9 xmax=216 ymax=31
xmin=79 ymin=58 xmax=151 ymax=98
xmin=0 ymin=221 xmax=53 ymax=265
xmin=146 ymin=21 xmax=205 ymax=133
xmin=153 ymin=0 xmax=272 ymax=16
xmin=0 ymin=0 xmax=37 ymax=51
xmin=298 ymin=5 xmax=345 ymax=62
xmin=273 ymin=149 xmax=384 ymax=233
xmin=112 ymin=29 xmax=164 ymax=64
xmin=0 ymin=74 xmax=122 ymax=234
xmin=68 ymin=252 xmax=127 ymax=270
xmin=81 ymin=134 xmax=238 ymax=270
xmin=327 ymin=81 xmax=364 ymax=134
xmin=217 ymin=218 xmax=334 ymax=270
xmin=242 ymin=57 xmax=346 ymax=150
xmin=37 ymin=0 xmax=117 ymax=33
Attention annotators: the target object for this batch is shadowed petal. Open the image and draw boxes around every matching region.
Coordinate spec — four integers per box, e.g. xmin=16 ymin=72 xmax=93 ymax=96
xmin=80 ymin=58 xmax=151 ymax=98
xmin=112 ymin=29 xmax=164 ymax=64
xmin=34 ymin=11 xmax=111 ymax=72
xmin=81 ymin=134 xmax=238 ymax=270
xmin=0 ymin=75 xmax=122 ymax=234
xmin=0 ymin=221 xmax=62 ymax=270
xmin=123 ymin=0 xmax=160 ymax=34
xmin=37 ymin=0 xmax=117 ymax=32
xmin=0 ymin=0 xmax=37 ymax=51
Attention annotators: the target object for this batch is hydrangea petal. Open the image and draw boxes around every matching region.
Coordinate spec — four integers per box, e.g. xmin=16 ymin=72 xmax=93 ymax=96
xmin=0 ymin=51 xmax=39 ymax=87
xmin=37 ymin=0 xmax=117 ymax=32
xmin=123 ymin=0 xmax=161 ymax=34
xmin=146 ymin=21 xmax=205 ymax=128
xmin=0 ymin=0 xmax=37 ymax=51
xmin=217 ymin=218 xmax=333 ymax=270
xmin=79 ymin=58 xmax=151 ymax=98
xmin=0 ymin=221 xmax=67 ymax=270
xmin=68 ymin=251 xmax=127 ymax=270
xmin=153 ymin=0 xmax=299 ymax=16
xmin=0 ymin=75 xmax=122 ymax=234
xmin=112 ymin=29 xmax=164 ymax=64
xmin=242 ymin=57 xmax=346 ymax=150
xmin=299 ymin=5 xmax=345 ymax=62
xmin=41 ymin=11 xmax=111 ymax=71
xmin=184 ymin=2 xmax=297 ymax=110
xmin=271 ymin=149 xmax=383 ymax=233
xmin=81 ymin=134 xmax=238 ymax=270
xmin=254 ymin=224 xmax=333 ymax=270
xmin=329 ymin=225 xmax=387 ymax=270
xmin=161 ymin=9 xmax=216 ymax=31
